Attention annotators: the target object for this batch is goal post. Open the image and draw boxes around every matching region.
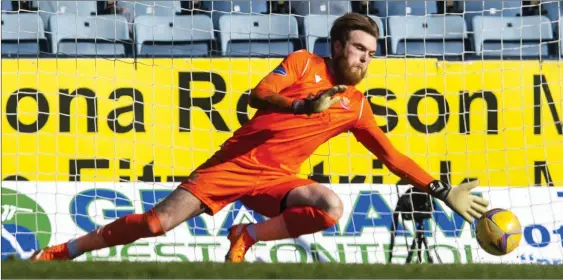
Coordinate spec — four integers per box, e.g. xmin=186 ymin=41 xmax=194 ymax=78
xmin=1 ymin=0 xmax=563 ymax=264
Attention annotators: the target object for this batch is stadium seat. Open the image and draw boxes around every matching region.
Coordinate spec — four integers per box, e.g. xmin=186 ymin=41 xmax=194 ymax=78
xmin=372 ymin=0 xmax=438 ymax=17
xmin=303 ymin=14 xmax=385 ymax=57
xmin=460 ymin=1 xmax=522 ymax=31
xmin=134 ymin=15 xmax=214 ymax=57
xmin=202 ymin=0 xmax=268 ymax=29
xmin=1 ymin=1 xmax=14 ymax=12
xmin=472 ymin=15 xmax=554 ymax=58
xmin=540 ymin=0 xmax=562 ymax=32
xmin=560 ymin=19 xmax=563 ymax=57
xmin=49 ymin=14 xmax=131 ymax=56
xmin=291 ymin=1 xmax=352 ymax=15
xmin=1 ymin=13 xmax=47 ymax=56
xmin=117 ymin=1 xmax=182 ymax=17
xmin=37 ymin=1 xmax=98 ymax=27
xmin=218 ymin=14 xmax=299 ymax=57
xmin=202 ymin=0 xmax=268 ymax=14
xmin=388 ymin=15 xmax=467 ymax=57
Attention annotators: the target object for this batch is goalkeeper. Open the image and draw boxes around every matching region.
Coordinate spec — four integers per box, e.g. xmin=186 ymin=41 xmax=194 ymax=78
xmin=30 ymin=13 xmax=489 ymax=263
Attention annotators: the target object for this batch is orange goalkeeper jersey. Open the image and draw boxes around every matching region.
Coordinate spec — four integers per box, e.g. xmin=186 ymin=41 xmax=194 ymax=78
xmin=212 ymin=50 xmax=435 ymax=190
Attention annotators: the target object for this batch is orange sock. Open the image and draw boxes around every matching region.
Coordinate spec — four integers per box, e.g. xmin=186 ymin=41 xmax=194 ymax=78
xmin=100 ymin=208 xmax=164 ymax=246
xmin=68 ymin=209 xmax=165 ymax=258
xmin=248 ymin=206 xmax=337 ymax=241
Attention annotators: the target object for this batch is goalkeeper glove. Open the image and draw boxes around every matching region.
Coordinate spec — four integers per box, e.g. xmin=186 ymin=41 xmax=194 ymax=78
xmin=292 ymin=85 xmax=347 ymax=115
xmin=428 ymin=180 xmax=489 ymax=223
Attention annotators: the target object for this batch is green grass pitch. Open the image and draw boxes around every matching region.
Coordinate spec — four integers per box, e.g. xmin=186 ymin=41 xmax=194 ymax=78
xmin=2 ymin=260 xmax=562 ymax=279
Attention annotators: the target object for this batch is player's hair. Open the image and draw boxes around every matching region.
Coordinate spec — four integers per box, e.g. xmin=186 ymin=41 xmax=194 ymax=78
xmin=330 ymin=12 xmax=380 ymax=55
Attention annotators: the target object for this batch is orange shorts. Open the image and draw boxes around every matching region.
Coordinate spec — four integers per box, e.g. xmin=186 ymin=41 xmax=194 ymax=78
xmin=179 ymin=159 xmax=316 ymax=217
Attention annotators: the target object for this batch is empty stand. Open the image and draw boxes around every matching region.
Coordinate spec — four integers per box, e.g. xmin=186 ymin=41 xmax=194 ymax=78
xmin=1 ymin=1 xmax=562 ymax=59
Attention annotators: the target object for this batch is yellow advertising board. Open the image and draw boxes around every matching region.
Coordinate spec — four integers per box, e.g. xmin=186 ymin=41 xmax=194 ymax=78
xmin=2 ymin=58 xmax=562 ymax=186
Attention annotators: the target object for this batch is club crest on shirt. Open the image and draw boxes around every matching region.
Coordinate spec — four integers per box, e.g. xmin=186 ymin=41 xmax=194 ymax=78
xmin=272 ymin=65 xmax=287 ymax=76
xmin=340 ymin=96 xmax=351 ymax=110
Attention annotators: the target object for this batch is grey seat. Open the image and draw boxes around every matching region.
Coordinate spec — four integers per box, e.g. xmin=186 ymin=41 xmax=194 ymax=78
xmin=218 ymin=14 xmax=299 ymax=57
xmin=201 ymin=1 xmax=268 ymax=31
xmin=292 ymin=1 xmax=352 ymax=16
xmin=49 ymin=14 xmax=130 ymax=56
xmin=1 ymin=13 xmax=47 ymax=56
xmin=460 ymin=1 xmax=522 ymax=31
xmin=373 ymin=0 xmax=438 ymax=17
xmin=203 ymin=1 xmax=267 ymax=14
xmin=303 ymin=14 xmax=385 ymax=57
xmin=472 ymin=15 xmax=553 ymax=58
xmin=117 ymin=1 xmax=182 ymax=17
xmin=37 ymin=1 xmax=98 ymax=27
xmin=134 ymin=15 xmax=214 ymax=56
xmin=389 ymin=15 xmax=467 ymax=57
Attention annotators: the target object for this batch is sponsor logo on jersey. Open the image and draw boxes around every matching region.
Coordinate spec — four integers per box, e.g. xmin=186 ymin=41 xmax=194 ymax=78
xmin=272 ymin=65 xmax=287 ymax=76
xmin=340 ymin=96 xmax=351 ymax=110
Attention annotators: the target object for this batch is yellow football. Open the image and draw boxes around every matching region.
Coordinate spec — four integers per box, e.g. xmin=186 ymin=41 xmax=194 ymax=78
xmin=475 ymin=208 xmax=522 ymax=256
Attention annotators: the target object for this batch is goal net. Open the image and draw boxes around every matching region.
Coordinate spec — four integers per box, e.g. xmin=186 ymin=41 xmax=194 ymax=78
xmin=1 ymin=0 xmax=562 ymax=265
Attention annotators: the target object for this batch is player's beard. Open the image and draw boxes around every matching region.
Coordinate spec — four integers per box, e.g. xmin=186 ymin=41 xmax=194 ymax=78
xmin=333 ymin=54 xmax=366 ymax=85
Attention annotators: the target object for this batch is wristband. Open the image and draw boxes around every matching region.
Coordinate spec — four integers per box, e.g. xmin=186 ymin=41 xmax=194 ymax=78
xmin=292 ymin=99 xmax=305 ymax=114
xmin=292 ymin=97 xmax=314 ymax=115
xmin=428 ymin=180 xmax=451 ymax=201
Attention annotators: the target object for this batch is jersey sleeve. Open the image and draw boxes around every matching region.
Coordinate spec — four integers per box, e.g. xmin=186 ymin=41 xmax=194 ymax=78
xmin=351 ymin=97 xmax=436 ymax=191
xmin=251 ymin=50 xmax=311 ymax=108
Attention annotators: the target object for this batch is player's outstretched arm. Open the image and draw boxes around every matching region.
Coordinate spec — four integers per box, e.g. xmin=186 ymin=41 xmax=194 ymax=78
xmin=351 ymin=99 xmax=489 ymax=223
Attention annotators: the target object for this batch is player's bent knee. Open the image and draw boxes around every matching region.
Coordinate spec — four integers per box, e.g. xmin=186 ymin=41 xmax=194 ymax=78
xmin=328 ymin=197 xmax=344 ymax=221
xmin=318 ymin=191 xmax=344 ymax=221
